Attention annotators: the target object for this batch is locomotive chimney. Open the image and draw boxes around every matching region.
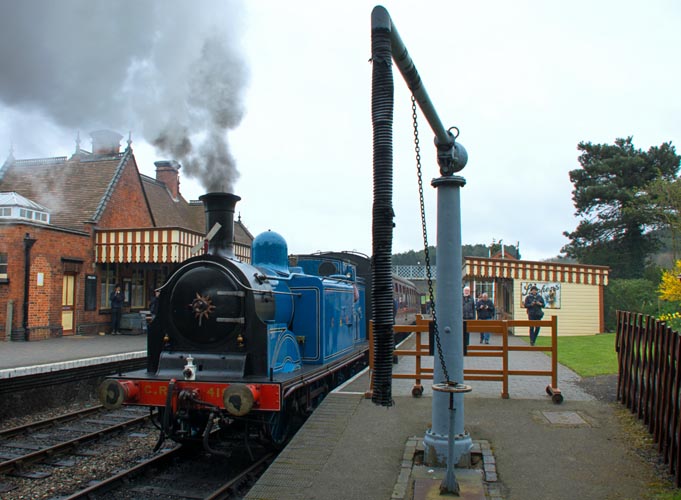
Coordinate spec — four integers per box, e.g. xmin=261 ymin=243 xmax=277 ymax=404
xmin=199 ymin=192 xmax=241 ymax=258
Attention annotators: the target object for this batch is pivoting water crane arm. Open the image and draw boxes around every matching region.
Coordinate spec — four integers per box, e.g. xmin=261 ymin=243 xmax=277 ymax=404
xmin=371 ymin=5 xmax=467 ymax=176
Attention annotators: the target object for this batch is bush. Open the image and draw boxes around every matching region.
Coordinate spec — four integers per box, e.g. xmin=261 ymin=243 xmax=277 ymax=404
xmin=603 ymin=278 xmax=660 ymax=332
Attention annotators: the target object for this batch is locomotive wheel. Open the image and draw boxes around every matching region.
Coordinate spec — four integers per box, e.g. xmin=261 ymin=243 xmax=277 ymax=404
xmin=266 ymin=411 xmax=292 ymax=450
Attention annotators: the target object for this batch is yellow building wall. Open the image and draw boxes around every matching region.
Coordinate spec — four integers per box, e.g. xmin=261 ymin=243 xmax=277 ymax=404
xmin=512 ymin=281 xmax=602 ymax=336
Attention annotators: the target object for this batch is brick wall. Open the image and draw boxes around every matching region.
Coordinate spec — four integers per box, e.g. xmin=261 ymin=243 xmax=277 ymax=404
xmin=98 ymin=157 xmax=154 ymax=228
xmin=0 ymin=154 xmax=173 ymax=341
xmin=0 ymin=223 xmax=95 ymax=340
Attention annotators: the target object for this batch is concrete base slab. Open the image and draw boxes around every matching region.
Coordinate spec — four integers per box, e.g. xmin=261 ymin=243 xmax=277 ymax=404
xmin=412 ymin=468 xmax=485 ymax=500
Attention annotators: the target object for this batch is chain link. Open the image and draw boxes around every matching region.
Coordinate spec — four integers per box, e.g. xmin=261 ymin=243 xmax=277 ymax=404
xmin=412 ymin=95 xmax=450 ymax=383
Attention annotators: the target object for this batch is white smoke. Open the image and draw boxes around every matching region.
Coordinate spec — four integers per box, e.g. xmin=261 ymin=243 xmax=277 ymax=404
xmin=0 ymin=0 xmax=248 ymax=192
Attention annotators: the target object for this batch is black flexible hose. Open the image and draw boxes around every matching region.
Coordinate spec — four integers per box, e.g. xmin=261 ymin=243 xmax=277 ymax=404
xmin=371 ymin=23 xmax=395 ymax=407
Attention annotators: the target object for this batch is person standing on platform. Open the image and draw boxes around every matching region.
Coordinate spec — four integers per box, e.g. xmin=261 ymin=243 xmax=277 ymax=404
xmin=149 ymin=289 xmax=160 ymax=321
xmin=525 ymin=285 xmax=545 ymax=346
xmin=462 ymin=286 xmax=476 ymax=350
xmin=476 ymin=292 xmax=495 ymax=344
xmin=110 ymin=284 xmax=124 ymax=335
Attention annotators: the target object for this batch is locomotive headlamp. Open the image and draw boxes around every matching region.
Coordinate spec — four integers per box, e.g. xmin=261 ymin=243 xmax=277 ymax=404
xmin=183 ymin=355 xmax=197 ymax=381
xmin=98 ymin=379 xmax=139 ymax=410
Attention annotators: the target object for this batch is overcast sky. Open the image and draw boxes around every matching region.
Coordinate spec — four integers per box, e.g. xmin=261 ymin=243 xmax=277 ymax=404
xmin=1 ymin=1 xmax=679 ymax=262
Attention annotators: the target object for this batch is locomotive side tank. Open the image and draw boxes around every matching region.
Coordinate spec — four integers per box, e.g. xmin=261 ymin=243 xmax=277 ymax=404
xmin=98 ymin=192 xmax=368 ymax=449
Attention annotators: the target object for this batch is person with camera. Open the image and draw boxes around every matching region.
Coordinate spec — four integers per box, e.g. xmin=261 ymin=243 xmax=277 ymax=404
xmin=476 ymin=292 xmax=495 ymax=344
xmin=524 ymin=285 xmax=546 ymax=346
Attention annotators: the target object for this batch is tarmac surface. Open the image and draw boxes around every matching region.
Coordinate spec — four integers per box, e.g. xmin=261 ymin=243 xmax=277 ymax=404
xmin=0 ymin=331 xmax=671 ymax=499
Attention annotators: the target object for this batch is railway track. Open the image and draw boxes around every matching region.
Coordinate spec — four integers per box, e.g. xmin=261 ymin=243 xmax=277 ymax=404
xmin=61 ymin=446 xmax=275 ymax=499
xmin=0 ymin=404 xmax=277 ymax=499
xmin=0 ymin=405 xmax=150 ymax=479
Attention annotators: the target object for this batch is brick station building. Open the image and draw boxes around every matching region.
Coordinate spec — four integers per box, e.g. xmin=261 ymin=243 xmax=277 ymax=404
xmin=0 ymin=131 xmax=253 ymax=341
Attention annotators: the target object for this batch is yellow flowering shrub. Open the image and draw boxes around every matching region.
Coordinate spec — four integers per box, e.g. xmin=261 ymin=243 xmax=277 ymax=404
xmin=659 ymin=311 xmax=681 ymax=322
xmin=658 ymin=260 xmax=681 ymax=302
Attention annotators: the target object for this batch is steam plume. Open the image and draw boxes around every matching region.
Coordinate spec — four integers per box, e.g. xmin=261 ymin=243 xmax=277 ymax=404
xmin=0 ymin=0 xmax=248 ymax=192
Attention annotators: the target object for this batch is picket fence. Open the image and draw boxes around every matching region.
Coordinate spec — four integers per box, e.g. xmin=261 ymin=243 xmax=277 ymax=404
xmin=616 ymin=310 xmax=681 ymax=486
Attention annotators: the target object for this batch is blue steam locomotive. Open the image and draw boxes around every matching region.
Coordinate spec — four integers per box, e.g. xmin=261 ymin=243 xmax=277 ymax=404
xmin=98 ymin=192 xmax=369 ymax=450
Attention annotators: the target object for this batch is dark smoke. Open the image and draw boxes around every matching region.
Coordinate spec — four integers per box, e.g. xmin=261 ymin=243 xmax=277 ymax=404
xmin=0 ymin=0 xmax=248 ymax=192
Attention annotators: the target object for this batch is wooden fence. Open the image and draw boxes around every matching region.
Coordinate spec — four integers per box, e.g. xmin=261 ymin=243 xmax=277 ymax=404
xmin=366 ymin=315 xmax=563 ymax=402
xmin=616 ymin=310 xmax=681 ymax=486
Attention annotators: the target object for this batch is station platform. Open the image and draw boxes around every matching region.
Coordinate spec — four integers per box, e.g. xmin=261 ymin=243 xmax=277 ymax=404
xmin=246 ymin=334 xmax=663 ymax=500
xmin=0 ymin=333 xmax=146 ymax=379
xmin=0 ymin=333 xmax=666 ymax=499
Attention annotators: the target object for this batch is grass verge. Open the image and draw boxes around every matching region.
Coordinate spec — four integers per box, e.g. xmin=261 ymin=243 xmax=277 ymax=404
xmin=532 ymin=332 xmax=618 ymax=377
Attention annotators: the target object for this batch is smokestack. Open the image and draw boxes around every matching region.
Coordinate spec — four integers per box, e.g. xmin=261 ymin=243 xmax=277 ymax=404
xmin=155 ymin=160 xmax=181 ymax=200
xmin=90 ymin=130 xmax=123 ymax=155
xmin=199 ymin=192 xmax=240 ymax=258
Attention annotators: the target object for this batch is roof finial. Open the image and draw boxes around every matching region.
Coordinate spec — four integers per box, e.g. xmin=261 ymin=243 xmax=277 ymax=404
xmin=126 ymin=131 xmax=132 ymax=151
xmin=4 ymin=142 xmax=15 ymax=165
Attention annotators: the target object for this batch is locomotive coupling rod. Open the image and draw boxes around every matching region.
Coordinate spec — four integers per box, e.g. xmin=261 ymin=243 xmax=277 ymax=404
xmin=371 ymin=5 xmax=467 ymax=176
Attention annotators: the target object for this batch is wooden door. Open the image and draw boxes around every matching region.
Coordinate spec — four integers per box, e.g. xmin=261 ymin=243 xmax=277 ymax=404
xmin=62 ymin=274 xmax=76 ymax=334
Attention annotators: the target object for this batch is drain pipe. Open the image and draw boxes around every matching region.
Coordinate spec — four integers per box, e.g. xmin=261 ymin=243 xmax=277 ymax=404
xmin=22 ymin=233 xmax=37 ymax=341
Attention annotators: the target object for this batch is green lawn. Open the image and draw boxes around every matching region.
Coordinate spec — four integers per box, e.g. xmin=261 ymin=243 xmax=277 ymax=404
xmin=532 ymin=333 xmax=619 ymax=377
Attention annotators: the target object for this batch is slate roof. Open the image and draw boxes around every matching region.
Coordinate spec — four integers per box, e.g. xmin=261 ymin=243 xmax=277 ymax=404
xmin=142 ymin=176 xmax=254 ymax=245
xmin=0 ymin=151 xmax=129 ymax=232
xmin=141 ymin=174 xmax=203 ymax=232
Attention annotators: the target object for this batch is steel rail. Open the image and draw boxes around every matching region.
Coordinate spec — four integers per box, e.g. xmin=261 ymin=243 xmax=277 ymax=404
xmin=0 ymin=405 xmax=104 ymax=438
xmin=58 ymin=446 xmax=181 ymax=499
xmin=204 ymin=452 xmax=276 ymax=500
xmin=0 ymin=413 xmax=150 ymax=475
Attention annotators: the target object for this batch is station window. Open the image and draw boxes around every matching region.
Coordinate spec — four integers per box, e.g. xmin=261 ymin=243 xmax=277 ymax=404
xmin=0 ymin=252 xmax=7 ymax=281
xmin=130 ymin=269 xmax=146 ymax=308
xmin=474 ymin=281 xmax=495 ymax=302
xmin=100 ymin=265 xmax=117 ymax=308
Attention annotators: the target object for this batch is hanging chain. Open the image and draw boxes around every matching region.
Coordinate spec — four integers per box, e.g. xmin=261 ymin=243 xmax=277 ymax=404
xmin=412 ymin=94 xmax=450 ymax=383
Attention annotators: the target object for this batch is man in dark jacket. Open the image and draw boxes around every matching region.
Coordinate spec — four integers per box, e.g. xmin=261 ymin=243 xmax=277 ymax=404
xmin=462 ymin=286 xmax=475 ymax=320
xmin=110 ymin=284 xmax=124 ymax=335
xmin=476 ymin=292 xmax=495 ymax=344
xmin=149 ymin=289 xmax=160 ymax=320
xmin=525 ymin=285 xmax=546 ymax=346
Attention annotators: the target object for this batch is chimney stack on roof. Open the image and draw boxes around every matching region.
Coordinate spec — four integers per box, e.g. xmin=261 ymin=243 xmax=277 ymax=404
xmin=90 ymin=130 xmax=123 ymax=155
xmin=155 ymin=160 xmax=181 ymax=200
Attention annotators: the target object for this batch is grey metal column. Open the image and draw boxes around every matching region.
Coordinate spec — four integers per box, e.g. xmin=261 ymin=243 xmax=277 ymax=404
xmin=423 ymin=175 xmax=472 ymax=466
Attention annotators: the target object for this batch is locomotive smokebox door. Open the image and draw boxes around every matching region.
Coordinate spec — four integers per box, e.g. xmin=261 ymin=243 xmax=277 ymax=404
xmin=169 ymin=264 xmax=245 ymax=345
